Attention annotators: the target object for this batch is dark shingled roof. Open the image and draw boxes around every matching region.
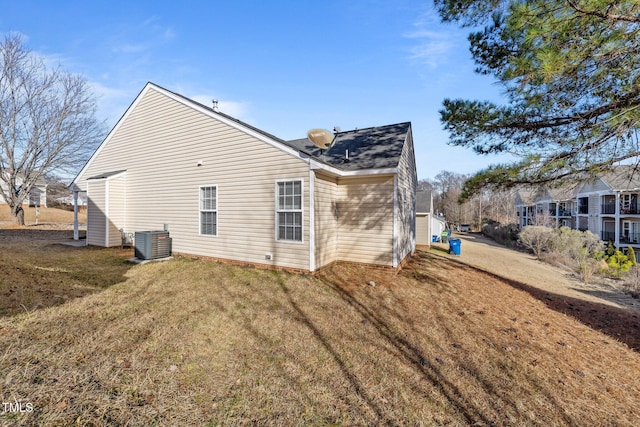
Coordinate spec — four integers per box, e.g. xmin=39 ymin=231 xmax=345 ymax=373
xmin=283 ymin=138 xmax=325 ymax=158
xmin=282 ymin=122 xmax=411 ymax=171
xmin=416 ymin=189 xmax=432 ymax=213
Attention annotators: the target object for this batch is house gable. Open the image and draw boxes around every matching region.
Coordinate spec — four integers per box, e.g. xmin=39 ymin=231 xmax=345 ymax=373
xmin=73 ymin=83 xmax=305 ymax=192
xmin=514 ymin=189 xmax=533 ymax=206
xmin=576 ymin=176 xmax=612 ymax=195
xmin=74 ymin=83 xmax=312 ymax=270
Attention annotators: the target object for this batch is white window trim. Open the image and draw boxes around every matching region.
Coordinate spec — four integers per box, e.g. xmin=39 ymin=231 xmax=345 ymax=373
xmin=275 ymin=178 xmax=304 ymax=244
xmin=199 ymin=184 xmax=218 ymax=237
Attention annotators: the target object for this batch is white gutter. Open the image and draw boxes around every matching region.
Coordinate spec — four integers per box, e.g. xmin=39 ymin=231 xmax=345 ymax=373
xmin=309 ymin=158 xmax=397 ymax=177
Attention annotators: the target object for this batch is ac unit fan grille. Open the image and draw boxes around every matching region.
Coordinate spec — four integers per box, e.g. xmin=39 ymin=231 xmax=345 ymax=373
xmin=134 ymin=231 xmax=172 ymax=260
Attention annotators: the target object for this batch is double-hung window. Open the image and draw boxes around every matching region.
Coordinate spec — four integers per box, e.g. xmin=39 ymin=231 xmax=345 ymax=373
xmin=276 ymin=180 xmax=302 ymax=242
xmin=200 ymin=186 xmax=217 ymax=236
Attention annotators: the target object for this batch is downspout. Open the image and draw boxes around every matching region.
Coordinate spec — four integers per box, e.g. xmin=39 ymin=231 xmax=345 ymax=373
xmin=411 ymin=192 xmax=416 ymax=253
xmin=105 ymin=180 xmax=110 ymax=247
xmin=309 ymin=168 xmax=315 ymax=272
xmin=615 ymin=192 xmax=620 ymax=247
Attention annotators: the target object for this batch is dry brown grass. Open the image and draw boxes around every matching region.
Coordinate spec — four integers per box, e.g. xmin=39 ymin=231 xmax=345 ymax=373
xmin=0 ymin=205 xmax=86 ymax=226
xmin=0 ymin=229 xmax=127 ymax=317
xmin=1 ymin=231 xmax=640 ymax=425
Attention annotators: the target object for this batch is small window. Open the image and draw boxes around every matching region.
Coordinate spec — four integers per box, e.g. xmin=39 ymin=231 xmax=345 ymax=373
xmin=200 ymin=186 xmax=217 ymax=236
xmin=276 ymin=180 xmax=302 ymax=241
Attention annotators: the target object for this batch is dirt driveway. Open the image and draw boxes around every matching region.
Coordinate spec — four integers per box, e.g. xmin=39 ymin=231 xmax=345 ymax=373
xmin=432 ymin=232 xmax=640 ymax=313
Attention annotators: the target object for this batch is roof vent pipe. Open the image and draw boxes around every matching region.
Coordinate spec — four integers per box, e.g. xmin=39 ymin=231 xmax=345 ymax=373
xmin=344 ymin=149 xmax=350 ymax=163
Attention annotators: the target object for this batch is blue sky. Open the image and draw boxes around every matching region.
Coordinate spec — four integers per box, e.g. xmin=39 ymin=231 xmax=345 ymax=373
xmin=1 ymin=0 xmax=512 ymax=180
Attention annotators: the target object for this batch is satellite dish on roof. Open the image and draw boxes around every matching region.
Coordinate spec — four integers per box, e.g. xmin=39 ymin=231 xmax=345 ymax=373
xmin=307 ymin=128 xmax=334 ymax=149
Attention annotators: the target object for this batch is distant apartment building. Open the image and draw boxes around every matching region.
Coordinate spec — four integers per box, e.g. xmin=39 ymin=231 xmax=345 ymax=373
xmin=514 ymin=166 xmax=640 ymax=260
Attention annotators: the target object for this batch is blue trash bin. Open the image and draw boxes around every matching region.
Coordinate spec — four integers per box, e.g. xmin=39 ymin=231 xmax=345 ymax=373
xmin=432 ymin=235 xmax=438 ymax=243
xmin=449 ymin=238 xmax=461 ymax=256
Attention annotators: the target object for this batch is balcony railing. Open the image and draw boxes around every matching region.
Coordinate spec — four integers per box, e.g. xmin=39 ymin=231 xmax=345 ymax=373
xmin=601 ymin=204 xmax=616 ymax=214
xmin=621 ymin=233 xmax=640 ymax=244
xmin=547 ymin=209 xmax=573 ymax=217
xmin=620 ymin=206 xmax=640 ymax=215
xmin=601 ymin=231 xmax=616 ymax=242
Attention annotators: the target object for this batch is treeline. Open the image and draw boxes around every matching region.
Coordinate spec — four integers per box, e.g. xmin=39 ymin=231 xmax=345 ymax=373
xmin=419 ymin=171 xmax=516 ymax=229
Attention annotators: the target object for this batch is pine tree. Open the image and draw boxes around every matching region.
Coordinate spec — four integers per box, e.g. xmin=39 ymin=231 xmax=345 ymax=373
xmin=628 ymin=246 xmax=637 ymax=267
xmin=435 ymin=0 xmax=640 ymax=198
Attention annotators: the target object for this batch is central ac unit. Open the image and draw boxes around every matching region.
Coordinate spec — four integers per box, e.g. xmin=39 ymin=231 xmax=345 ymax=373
xmin=134 ymin=231 xmax=172 ymax=260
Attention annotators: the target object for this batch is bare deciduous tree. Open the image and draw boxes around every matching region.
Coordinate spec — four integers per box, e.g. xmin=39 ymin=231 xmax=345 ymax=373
xmin=0 ymin=34 xmax=103 ymax=224
xmin=417 ymin=178 xmax=434 ymax=192
xmin=433 ymin=171 xmax=467 ymax=223
xmin=428 ymin=170 xmax=517 ymax=229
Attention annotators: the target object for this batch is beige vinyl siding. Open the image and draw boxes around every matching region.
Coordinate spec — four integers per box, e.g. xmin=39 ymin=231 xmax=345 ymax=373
xmin=314 ymin=172 xmax=338 ymax=268
xmin=396 ymin=131 xmax=417 ymax=263
xmin=416 ymin=214 xmax=430 ymax=246
xmin=87 ymin=180 xmax=106 ymax=246
xmin=107 ymin=174 xmax=126 ymax=247
xmin=337 ymin=175 xmax=394 ymax=265
xmin=76 ymin=87 xmax=310 ymax=270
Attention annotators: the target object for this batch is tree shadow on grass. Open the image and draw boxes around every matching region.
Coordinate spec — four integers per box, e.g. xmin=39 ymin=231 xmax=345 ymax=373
xmin=0 ymin=229 xmax=134 ymax=317
xmin=313 ymin=253 xmax=581 ymax=425
xmin=176 ymin=252 xmax=614 ymax=424
xmin=442 ymin=255 xmax=640 ymax=352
